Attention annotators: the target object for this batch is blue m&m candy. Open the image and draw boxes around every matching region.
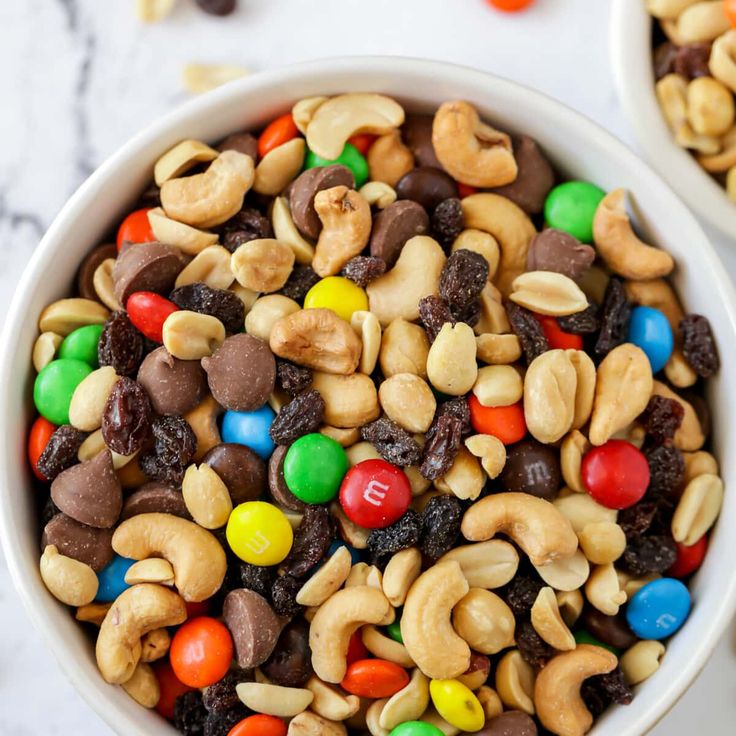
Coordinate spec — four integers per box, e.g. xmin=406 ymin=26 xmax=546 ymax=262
xmin=626 ymin=305 xmax=673 ymax=374
xmin=96 ymin=554 xmax=136 ymax=602
xmin=626 ymin=577 xmax=691 ymax=640
xmin=221 ymin=404 xmax=276 ymax=461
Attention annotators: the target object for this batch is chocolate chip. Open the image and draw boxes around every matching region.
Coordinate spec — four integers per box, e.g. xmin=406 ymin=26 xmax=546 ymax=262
xmin=402 ymin=115 xmax=443 ymax=169
xmin=526 ymin=229 xmax=595 ymax=281
xmin=289 ymin=165 xmax=355 ymax=240
xmin=479 ymin=711 xmax=538 ymax=736
xmin=261 ymin=619 xmax=313 ymax=687
xmin=500 ymin=438 xmax=561 ymax=500
xmin=195 ymin=0 xmax=236 ymax=15
xmin=222 ymin=589 xmax=283 ymax=669
xmin=202 ymin=334 xmax=276 ymax=412
xmin=268 ymin=446 xmax=306 ymax=513
xmin=137 ymin=346 xmax=208 ymax=416
xmin=203 ymin=443 xmax=266 ymax=504
xmin=369 ymin=200 xmax=429 ymax=266
xmin=121 ymin=483 xmax=191 ymax=520
xmin=76 ymin=243 xmax=117 ymax=301
xmin=41 ymin=513 xmax=114 ymax=571
xmin=217 ymin=132 xmax=258 ymax=161
xmin=395 ymin=166 xmax=458 ymax=211
xmin=112 ymin=241 xmax=185 ymax=305
xmin=50 ymin=450 xmax=122 ymax=529
xmin=582 ymin=608 xmax=639 ymax=650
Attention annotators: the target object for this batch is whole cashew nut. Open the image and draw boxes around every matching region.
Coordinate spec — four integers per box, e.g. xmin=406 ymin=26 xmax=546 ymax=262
xmin=96 ymin=583 xmax=186 ymax=684
xmin=534 ymin=645 xmax=618 ymax=736
xmin=461 ymin=492 xmax=578 ymax=566
xmin=111 ymin=513 xmax=227 ymax=601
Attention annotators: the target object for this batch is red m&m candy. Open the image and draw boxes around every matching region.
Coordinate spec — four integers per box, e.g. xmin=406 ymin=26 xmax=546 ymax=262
xmin=126 ymin=291 xmax=179 ymax=343
xmin=581 ymin=440 xmax=650 ymax=509
xmin=339 ymin=459 xmax=412 ymax=529
xmin=668 ymin=536 xmax=708 ymax=578
xmin=534 ymin=314 xmax=584 ymax=350
xmin=116 ymin=208 xmax=155 ymax=250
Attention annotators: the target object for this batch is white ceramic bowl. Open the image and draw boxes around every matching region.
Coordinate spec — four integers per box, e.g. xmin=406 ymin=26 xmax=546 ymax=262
xmin=2 ymin=57 xmax=736 ymax=736
xmin=610 ymin=0 xmax=736 ymax=238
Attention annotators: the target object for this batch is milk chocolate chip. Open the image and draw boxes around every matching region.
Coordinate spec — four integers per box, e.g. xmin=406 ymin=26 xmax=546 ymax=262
xmin=526 ymin=229 xmax=595 ymax=282
xmin=369 ymin=200 xmax=430 ymax=266
xmin=261 ymin=618 xmax=313 ymax=687
xmin=76 ymin=243 xmax=117 ymax=301
xmin=582 ymin=608 xmax=639 ymax=650
xmin=289 ymin=165 xmax=355 ymax=240
xmin=50 ymin=450 xmax=123 ymax=529
xmin=121 ymin=482 xmax=191 ymax=520
xmin=500 ymin=438 xmax=561 ymax=501
xmin=41 ymin=513 xmax=114 ymax=571
xmin=222 ymin=589 xmax=283 ymax=669
xmin=112 ymin=241 xmax=185 ymax=305
xmin=137 ymin=346 xmax=208 ymax=416
xmin=203 ymin=443 xmax=266 ymax=504
xmin=402 ymin=115 xmax=443 ymax=169
xmin=396 ymin=166 xmax=458 ymax=211
xmin=202 ymin=333 xmax=276 ymax=412
xmin=479 ymin=711 xmax=538 ymax=736
xmin=268 ymin=445 xmax=306 ymax=512
xmin=217 ymin=131 xmax=259 ymax=161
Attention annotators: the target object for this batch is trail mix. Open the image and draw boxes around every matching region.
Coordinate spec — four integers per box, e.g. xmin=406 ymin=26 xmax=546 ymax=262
xmin=29 ymin=92 xmax=723 ymax=736
xmin=649 ymin=0 xmax=736 ymax=201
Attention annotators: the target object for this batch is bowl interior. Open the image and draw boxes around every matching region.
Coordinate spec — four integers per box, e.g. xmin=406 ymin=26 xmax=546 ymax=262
xmin=2 ymin=58 xmax=736 ymax=736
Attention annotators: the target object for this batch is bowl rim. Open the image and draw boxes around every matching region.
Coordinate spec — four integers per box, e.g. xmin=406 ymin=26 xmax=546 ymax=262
xmin=609 ymin=0 xmax=736 ymax=239
xmin=2 ymin=55 xmax=736 ymax=736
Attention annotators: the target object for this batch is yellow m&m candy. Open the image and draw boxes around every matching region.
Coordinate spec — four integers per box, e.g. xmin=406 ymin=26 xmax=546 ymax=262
xmin=226 ymin=501 xmax=293 ymax=565
xmin=304 ymin=276 xmax=368 ymax=322
xmin=429 ymin=678 xmax=485 ymax=732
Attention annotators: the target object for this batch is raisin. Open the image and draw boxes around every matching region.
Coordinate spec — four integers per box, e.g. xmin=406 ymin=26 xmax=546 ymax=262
xmin=418 ymin=295 xmax=455 ymax=342
xmin=594 ymin=278 xmax=631 ymax=359
xmin=674 ymin=42 xmax=712 ymax=79
xmin=432 ymin=198 xmax=464 ymax=250
xmin=452 ymin=298 xmax=482 ymax=328
xmin=174 ymin=690 xmax=207 ymax=736
xmin=653 ymin=42 xmax=678 ymax=80
xmin=638 ymin=395 xmax=684 ymax=444
xmin=196 ymin=0 xmax=237 ymax=15
xmin=36 ymin=425 xmax=87 ymax=480
xmin=261 ymin=619 xmax=313 ymax=687
xmin=239 ymin=562 xmax=274 ymax=599
xmin=204 ymin=705 xmax=251 ymax=736
xmin=557 ymin=303 xmax=599 ymax=334
xmin=276 ymin=360 xmax=313 ymax=397
xmin=516 ymin=618 xmax=554 ymax=668
xmin=680 ymin=314 xmax=719 ymax=377
xmin=582 ymin=668 xmax=633 ymax=717
xmin=420 ymin=414 xmax=463 ymax=480
xmin=645 ymin=444 xmax=685 ymax=500
xmin=507 ymin=302 xmax=549 ymax=364
xmin=367 ymin=510 xmax=422 ymax=566
xmin=40 ymin=496 xmax=59 ymax=528
xmin=279 ymin=265 xmax=320 ymax=302
xmin=439 ymin=249 xmax=488 ymax=312
xmin=420 ymin=494 xmax=462 ymax=561
xmin=101 ymin=377 xmax=151 ymax=455
xmin=219 ymin=207 xmax=272 ymax=253
xmin=341 ymin=256 xmax=387 ymax=288
xmin=504 ymin=575 xmax=544 ymax=616
xmin=139 ymin=415 xmax=197 ymax=485
xmin=280 ymin=505 xmax=335 ymax=578
xmin=98 ymin=311 xmax=144 ymax=377
xmin=361 ymin=417 xmax=422 ymax=467
xmin=271 ymin=574 xmax=304 ymax=617
xmin=202 ymin=668 xmax=251 ymax=713
xmin=269 ymin=389 xmax=325 ymax=445
xmin=169 ymin=283 xmax=245 ymax=334
xmin=622 ymin=534 xmax=677 ymax=575
xmin=618 ymin=502 xmax=659 ymax=539
xmin=430 ymin=397 xmax=472 ymax=437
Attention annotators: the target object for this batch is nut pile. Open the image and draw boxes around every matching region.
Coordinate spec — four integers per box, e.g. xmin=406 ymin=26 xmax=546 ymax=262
xmin=28 ymin=92 xmax=723 ymax=736
xmin=648 ymin=0 xmax=736 ymax=201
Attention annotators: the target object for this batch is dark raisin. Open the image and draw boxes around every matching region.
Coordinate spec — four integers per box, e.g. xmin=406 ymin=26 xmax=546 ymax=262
xmin=341 ymin=256 xmax=387 ymax=288
xmin=418 ymin=295 xmax=455 ymax=342
xmin=507 ymin=302 xmax=549 ymax=364
xmin=280 ymin=505 xmax=335 ymax=578
xmin=516 ymin=618 xmax=554 ymax=668
xmin=279 ymin=265 xmax=320 ymax=302
xmin=580 ymin=678 xmax=608 ymax=719
xmin=420 ymin=414 xmax=463 ymax=480
xmin=271 ymin=574 xmax=304 ymax=617
xmin=219 ymin=207 xmax=271 ymax=252
xmin=439 ymin=249 xmax=489 ymax=312
xmin=361 ymin=417 xmax=422 ymax=467
xmin=653 ymin=42 xmax=678 ymax=80
xmin=139 ymin=415 xmax=197 ymax=485
xmin=504 ymin=575 xmax=544 ymax=616
xmin=40 ymin=496 xmax=59 ymax=528
xmin=101 ymin=377 xmax=151 ymax=455
xmin=269 ymin=390 xmax=325 ymax=445
xmin=430 ymin=397 xmax=472 ymax=437
xmin=204 ymin=705 xmax=251 ymax=736
xmin=276 ymin=360 xmax=313 ymax=397
xmin=36 ymin=425 xmax=87 ymax=481
xmin=638 ymin=395 xmax=684 ymax=444
xmin=450 ymin=298 xmax=482 ymax=328
xmin=557 ymin=303 xmax=599 ymax=334
xmin=196 ymin=0 xmax=237 ymax=15
xmin=174 ymin=690 xmax=207 ymax=736
xmin=367 ymin=510 xmax=422 ymax=566
xmin=680 ymin=314 xmax=719 ymax=377
xmin=239 ymin=563 xmax=274 ymax=599
xmin=420 ymin=494 xmax=462 ymax=561
xmin=622 ymin=535 xmax=677 ymax=575
xmin=582 ymin=668 xmax=633 ymax=717
xmin=202 ymin=668 xmax=251 ymax=713
xmin=645 ymin=444 xmax=685 ymax=500
xmin=98 ymin=311 xmax=144 ymax=377
xmin=261 ymin=619 xmax=313 ymax=687
xmin=618 ymin=502 xmax=659 ymax=539
xmin=674 ymin=42 xmax=712 ymax=79
xmin=169 ymin=283 xmax=244 ymax=334
xmin=595 ymin=278 xmax=631 ymax=359
xmin=432 ymin=198 xmax=464 ymax=250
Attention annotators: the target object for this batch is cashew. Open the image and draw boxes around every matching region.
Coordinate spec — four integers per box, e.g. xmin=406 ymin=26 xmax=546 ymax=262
xmin=578 ymin=522 xmax=627 ymax=565
xmin=531 ymin=587 xmax=576 ymax=651
xmin=710 ymin=30 xmax=736 ymax=93
xmin=306 ymin=93 xmax=405 ymax=160
xmin=306 ymin=675 xmax=361 ymax=721
xmin=367 ymin=236 xmax=447 ymax=326
xmin=472 ymin=365 xmax=523 ymax=407
xmin=401 ymin=561 xmax=471 ymax=680
xmin=112 ymin=513 xmax=227 ymax=601
xmin=309 ymin=585 xmax=392 ymax=682
xmin=672 ymin=472 xmax=723 ymax=544
xmin=465 ymin=433 xmax=507 ymax=479
xmin=69 ymin=366 xmax=119 ymax=432
xmin=96 ymin=584 xmax=186 ymax=683
xmin=462 ymin=493 xmax=578 ymax=566
xmin=664 ymin=1 xmax=729 ymax=44
xmin=687 ymin=76 xmax=735 ymax=136
xmin=367 ymin=130 xmax=415 ymax=187
xmin=93 ymin=258 xmax=122 ymax=311
xmin=351 ymin=310 xmax=382 ymax=375
xmin=161 ymin=150 xmax=255 ymax=228
xmin=432 ymin=101 xmax=517 ymax=187
xmin=427 ymin=322 xmax=478 ymax=396
xmin=184 ymin=395 xmax=222 ymax=460
xmin=362 ymin=625 xmax=415 ymax=667
xmin=435 ymin=447 xmax=485 ymax=501
xmin=534 ymin=549 xmax=590 ymax=592
xmin=162 ymin=310 xmax=226 ymax=360
xmin=124 ymin=558 xmax=175 ymax=586
xmin=236 ymin=681 xmax=313 ymax=717
xmin=651 ymin=380 xmax=705 ymax=450
xmin=453 ymin=229 xmax=501 ymax=279
xmin=495 ymin=650 xmax=536 ymax=715
xmin=360 ymin=181 xmax=397 ymax=209
xmin=271 ymin=196 xmax=316 ymax=265
xmin=438 ymin=540 xmax=519 ymax=589
xmin=561 ymin=430 xmax=590 ymax=493
xmin=311 ymin=371 xmax=380 ymax=428
xmin=292 ymin=95 xmax=329 ymax=134
xmin=382 ymin=547 xmax=422 ymax=607
xmin=140 ymin=628 xmax=170 ymax=663
xmin=452 ymin=588 xmax=515 ymax=655
xmin=585 ymin=563 xmax=627 ymax=616
xmin=245 ymin=294 xmax=300 ymax=342
xmin=589 ymin=344 xmax=653 ymax=446
xmin=33 ymin=331 xmax=62 ymax=372
xmin=475 ymin=282 xmax=512 ymax=336
xmin=154 ymin=139 xmax=218 ymax=187
xmin=147 ymin=207 xmax=218 ymax=255
xmin=379 ymin=668 xmax=430 ymax=730
xmin=534 ymin=645 xmax=618 ymax=736
xmin=181 ymin=62 xmax=250 ymax=93
xmin=620 ymin=640 xmax=666 ymax=685
xmin=510 ymin=271 xmax=588 ymax=316
xmin=380 ymin=318 xmax=430 ymax=378
xmin=40 ymin=544 xmax=98 ymax=606
xmin=476 ymin=332 xmax=522 ymax=364
xmin=297 ymin=546 xmax=352 ymax=606
xmin=121 ymin=662 xmax=160 ymax=708
xmin=253 ymin=138 xmax=305 ymax=196
xmin=39 ymin=298 xmax=110 ymax=336
xmin=557 ymin=589 xmax=585 ymax=627
xmin=182 ymin=463 xmax=232 ymax=529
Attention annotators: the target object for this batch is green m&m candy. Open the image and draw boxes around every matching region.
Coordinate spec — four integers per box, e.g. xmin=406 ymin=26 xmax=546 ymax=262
xmin=386 ymin=619 xmax=403 ymax=644
xmin=283 ymin=433 xmax=349 ymax=504
xmin=544 ymin=181 xmax=606 ymax=243
xmin=573 ymin=629 xmax=620 ymax=655
xmin=33 ymin=358 xmax=93 ymax=425
xmin=389 ymin=722 xmax=445 ymax=736
xmin=304 ymin=143 xmax=369 ymax=188
xmin=58 ymin=324 xmax=104 ymax=367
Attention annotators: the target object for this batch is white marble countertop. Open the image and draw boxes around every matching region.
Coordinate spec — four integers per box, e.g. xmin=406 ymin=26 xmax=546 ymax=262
xmin=1 ymin=0 xmax=734 ymax=733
